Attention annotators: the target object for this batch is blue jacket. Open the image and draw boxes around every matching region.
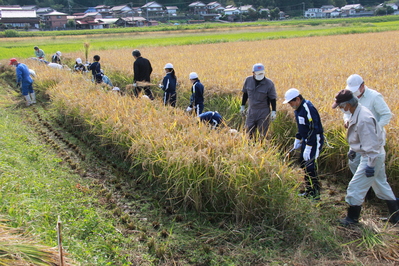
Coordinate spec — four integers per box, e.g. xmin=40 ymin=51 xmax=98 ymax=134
xmin=162 ymin=72 xmax=176 ymax=92
xmin=16 ymin=63 xmax=33 ymax=85
xmin=199 ymin=111 xmax=223 ymax=128
xmin=295 ymin=99 xmax=324 ymax=147
xmin=190 ymin=80 xmax=204 ymax=106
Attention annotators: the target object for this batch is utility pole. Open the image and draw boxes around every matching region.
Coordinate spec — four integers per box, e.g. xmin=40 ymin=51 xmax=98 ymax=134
xmin=238 ymin=1 xmax=242 ymax=22
xmin=302 ymin=2 xmax=305 ymax=17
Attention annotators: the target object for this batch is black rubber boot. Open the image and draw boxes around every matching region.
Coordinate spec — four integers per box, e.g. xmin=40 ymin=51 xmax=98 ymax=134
xmin=339 ymin=205 xmax=361 ymax=226
xmin=386 ymin=200 xmax=399 ymax=224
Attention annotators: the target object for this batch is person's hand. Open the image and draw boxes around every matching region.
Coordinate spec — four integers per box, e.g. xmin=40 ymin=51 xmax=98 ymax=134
xmin=240 ymin=105 xmax=246 ymax=116
xmin=347 ymin=150 xmax=356 ymax=162
xmin=344 ymin=120 xmax=349 ymax=129
xmin=303 ymin=145 xmax=312 ymax=161
xmin=365 ymin=165 xmax=375 ymax=177
xmin=294 ymin=138 xmax=302 ymax=150
xmin=16 ymin=82 xmax=21 ymax=88
xmin=186 ymin=106 xmax=193 ymax=112
xmin=158 ymin=84 xmax=164 ymax=89
xmin=270 ymin=111 xmax=277 ymax=121
xmin=133 ymin=83 xmax=137 ymax=88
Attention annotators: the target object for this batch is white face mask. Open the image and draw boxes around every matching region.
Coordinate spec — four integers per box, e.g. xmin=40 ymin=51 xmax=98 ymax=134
xmin=340 ymin=107 xmax=351 ymax=115
xmin=353 ymin=90 xmax=361 ymax=97
xmin=254 ymin=73 xmax=265 ymax=81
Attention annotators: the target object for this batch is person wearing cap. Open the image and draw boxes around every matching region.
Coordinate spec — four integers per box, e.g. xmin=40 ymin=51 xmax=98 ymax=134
xmin=9 ymin=58 xmax=36 ymax=106
xmin=73 ymin=58 xmax=87 ymax=73
xmin=198 ymin=111 xmax=223 ymax=129
xmin=332 ymin=89 xmax=399 ymax=225
xmin=187 ymin=72 xmax=204 ymax=115
xmin=132 ymin=49 xmax=154 ymax=100
xmin=159 ymin=63 xmax=177 ymax=107
xmin=88 ymin=55 xmax=103 ymax=84
xmin=34 ymin=46 xmax=45 ymax=60
xmin=343 ymin=74 xmax=392 ymax=175
xmin=240 ymin=63 xmax=277 ymax=140
xmin=51 ymin=51 xmax=62 ymax=64
xmin=283 ymin=88 xmax=324 ymax=199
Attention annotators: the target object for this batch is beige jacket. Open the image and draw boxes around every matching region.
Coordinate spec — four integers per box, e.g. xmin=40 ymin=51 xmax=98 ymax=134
xmin=347 ymin=104 xmax=384 ymax=167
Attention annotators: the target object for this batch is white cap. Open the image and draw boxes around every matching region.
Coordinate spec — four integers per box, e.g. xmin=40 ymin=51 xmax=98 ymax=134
xmin=189 ymin=72 xmax=198 ymax=79
xmin=76 ymin=58 xmax=82 ymax=64
xmin=112 ymin=87 xmax=120 ymax=91
xmin=283 ymin=88 xmax=300 ymax=104
xmin=56 ymin=51 xmax=62 ymax=56
xmin=164 ymin=63 xmax=173 ymax=69
xmin=346 ymin=74 xmax=363 ymax=92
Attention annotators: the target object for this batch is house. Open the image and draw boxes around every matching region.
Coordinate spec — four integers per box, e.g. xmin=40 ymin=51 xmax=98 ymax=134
xmin=189 ymin=1 xmax=207 ymax=15
xmin=323 ymin=7 xmax=340 ymax=18
xmin=42 ymin=11 xmax=68 ymax=29
xmin=94 ymin=5 xmax=111 ymax=18
xmin=341 ymin=4 xmax=364 ymax=16
xmin=36 ymin=7 xmax=54 ymax=17
xmin=115 ymin=16 xmax=147 ymax=27
xmin=73 ymin=12 xmax=102 ymax=29
xmin=239 ymin=5 xmax=255 ymax=13
xmin=0 ymin=5 xmax=22 ymax=10
xmin=21 ymin=5 xmax=37 ymax=10
xmin=223 ymin=6 xmax=240 ymax=15
xmin=0 ymin=9 xmax=40 ymax=29
xmin=304 ymin=8 xmax=325 ymax=18
xmin=207 ymin=2 xmax=224 ymax=13
xmin=142 ymin=1 xmax=164 ymax=17
xmin=377 ymin=3 xmax=398 ymax=10
xmin=165 ymin=6 xmax=178 ymax=15
xmin=110 ymin=5 xmax=133 ymax=18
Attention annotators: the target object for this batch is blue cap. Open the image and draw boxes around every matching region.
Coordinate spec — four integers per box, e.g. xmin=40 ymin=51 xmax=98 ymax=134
xmin=252 ymin=63 xmax=265 ymax=72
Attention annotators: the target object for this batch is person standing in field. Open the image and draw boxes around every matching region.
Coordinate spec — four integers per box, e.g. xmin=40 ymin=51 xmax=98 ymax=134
xmin=9 ymin=58 xmax=36 ymax=106
xmin=240 ymin=63 xmax=277 ymax=140
xmin=332 ymin=89 xmax=399 ymax=225
xmin=34 ymin=46 xmax=45 ymax=60
xmin=186 ymin=72 xmax=204 ymax=115
xmin=51 ymin=51 xmax=62 ymax=64
xmin=283 ymin=88 xmax=324 ymax=199
xmin=88 ymin=55 xmax=103 ymax=84
xmin=343 ymin=74 xmax=392 ymax=175
xmin=159 ymin=63 xmax=177 ymax=107
xmin=132 ymin=49 xmax=154 ymax=100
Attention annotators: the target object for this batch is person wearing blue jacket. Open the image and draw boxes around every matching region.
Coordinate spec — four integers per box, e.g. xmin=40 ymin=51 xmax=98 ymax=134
xmin=159 ymin=63 xmax=177 ymax=107
xmin=186 ymin=72 xmax=204 ymax=115
xmin=199 ymin=111 xmax=223 ymax=129
xmin=9 ymin=58 xmax=36 ymax=106
xmin=283 ymin=88 xmax=324 ymax=199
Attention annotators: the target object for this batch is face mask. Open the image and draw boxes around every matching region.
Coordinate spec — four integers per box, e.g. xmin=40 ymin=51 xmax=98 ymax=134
xmin=340 ymin=107 xmax=351 ymax=115
xmin=254 ymin=73 xmax=265 ymax=81
xmin=353 ymin=90 xmax=361 ymax=97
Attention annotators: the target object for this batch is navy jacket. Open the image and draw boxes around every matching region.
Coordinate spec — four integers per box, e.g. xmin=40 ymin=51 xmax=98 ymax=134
xmin=295 ymin=99 xmax=324 ymax=147
xmin=133 ymin=57 xmax=152 ymax=82
xmin=162 ymin=72 xmax=176 ymax=92
xmin=190 ymin=80 xmax=204 ymax=106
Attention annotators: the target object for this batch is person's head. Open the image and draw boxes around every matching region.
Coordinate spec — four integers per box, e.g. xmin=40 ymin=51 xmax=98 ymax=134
xmin=132 ymin=49 xmax=141 ymax=59
xmin=189 ymin=72 xmax=198 ymax=83
xmin=346 ymin=74 xmax=365 ymax=98
xmin=283 ymin=88 xmax=303 ymax=110
xmin=164 ymin=63 xmax=173 ymax=73
xmin=76 ymin=58 xmax=82 ymax=64
xmin=252 ymin=63 xmax=265 ymax=81
xmin=34 ymin=46 xmax=39 ymax=50
xmin=93 ymin=55 xmax=100 ymax=62
xmin=332 ymin=89 xmax=358 ymax=114
xmin=56 ymin=51 xmax=62 ymax=57
xmin=9 ymin=58 xmax=18 ymax=66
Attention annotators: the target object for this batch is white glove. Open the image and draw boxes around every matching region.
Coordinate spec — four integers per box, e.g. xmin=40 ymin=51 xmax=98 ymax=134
xmin=240 ymin=105 xmax=246 ymax=115
xmin=294 ymin=138 xmax=302 ymax=150
xmin=133 ymin=83 xmax=137 ymax=88
xmin=186 ymin=106 xmax=193 ymax=112
xmin=270 ymin=111 xmax=276 ymax=121
xmin=303 ymin=145 xmax=312 ymax=161
xmin=158 ymin=84 xmax=164 ymax=89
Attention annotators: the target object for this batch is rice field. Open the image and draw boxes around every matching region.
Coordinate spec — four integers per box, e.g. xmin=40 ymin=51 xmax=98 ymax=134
xmin=20 ymin=30 xmax=398 ymax=221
